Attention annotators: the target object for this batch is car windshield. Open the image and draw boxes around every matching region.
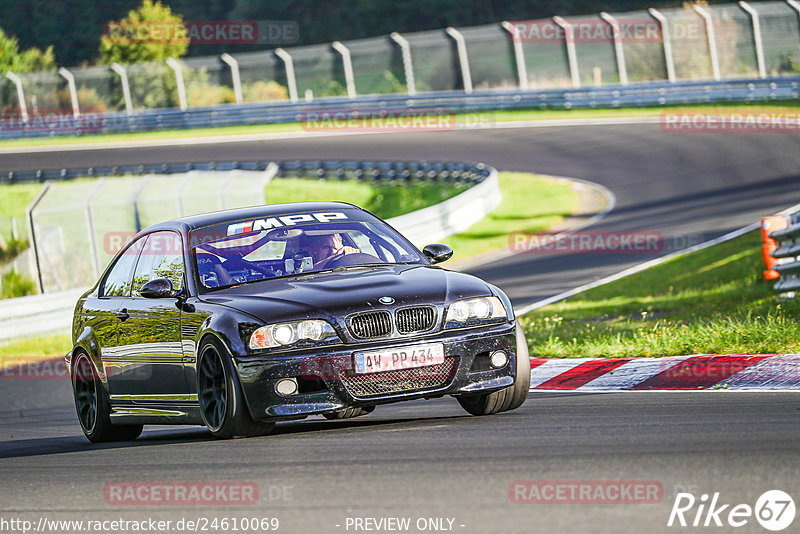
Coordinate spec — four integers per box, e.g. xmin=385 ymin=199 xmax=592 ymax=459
xmin=189 ymin=208 xmax=425 ymax=290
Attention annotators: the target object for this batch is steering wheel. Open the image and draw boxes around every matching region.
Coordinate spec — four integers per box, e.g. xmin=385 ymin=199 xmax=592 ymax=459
xmin=322 ymin=252 xmax=384 ymax=269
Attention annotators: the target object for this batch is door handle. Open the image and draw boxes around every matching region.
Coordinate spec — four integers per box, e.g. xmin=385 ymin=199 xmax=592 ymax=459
xmin=117 ymin=308 xmax=130 ymax=322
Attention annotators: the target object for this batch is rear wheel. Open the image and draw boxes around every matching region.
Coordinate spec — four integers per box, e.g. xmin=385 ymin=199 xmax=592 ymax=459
xmin=72 ymin=352 xmax=143 ymax=442
xmin=457 ymin=323 xmax=531 ymax=416
xmin=197 ymin=339 xmax=275 ymax=439
xmin=323 ymin=406 xmax=375 ymax=420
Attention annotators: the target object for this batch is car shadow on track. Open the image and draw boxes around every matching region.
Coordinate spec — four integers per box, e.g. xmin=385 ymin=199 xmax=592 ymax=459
xmin=0 ymin=411 xmax=492 ymax=460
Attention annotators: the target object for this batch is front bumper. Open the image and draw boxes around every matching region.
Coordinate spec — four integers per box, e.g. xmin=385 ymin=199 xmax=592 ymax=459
xmin=235 ymin=321 xmax=518 ymax=420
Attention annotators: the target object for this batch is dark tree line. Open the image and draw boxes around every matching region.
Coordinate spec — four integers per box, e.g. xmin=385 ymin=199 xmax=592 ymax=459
xmin=0 ymin=0 xmax=732 ymax=67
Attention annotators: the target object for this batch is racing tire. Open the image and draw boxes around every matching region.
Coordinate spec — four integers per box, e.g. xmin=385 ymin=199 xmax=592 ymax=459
xmin=499 ymin=323 xmax=531 ymax=412
xmin=72 ymin=352 xmax=143 ymax=443
xmin=322 ymin=406 xmax=375 ymax=420
xmin=197 ymin=338 xmax=275 ymax=439
xmin=457 ymin=323 xmax=531 ymax=416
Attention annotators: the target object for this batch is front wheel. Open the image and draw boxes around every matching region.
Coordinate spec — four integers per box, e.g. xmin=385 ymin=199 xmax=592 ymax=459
xmin=72 ymin=352 xmax=143 ymax=442
xmin=457 ymin=323 xmax=531 ymax=415
xmin=197 ymin=339 xmax=275 ymax=439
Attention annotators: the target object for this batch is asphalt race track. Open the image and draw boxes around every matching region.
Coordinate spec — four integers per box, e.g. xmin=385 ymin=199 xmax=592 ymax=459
xmin=2 ymin=124 xmax=800 ymax=533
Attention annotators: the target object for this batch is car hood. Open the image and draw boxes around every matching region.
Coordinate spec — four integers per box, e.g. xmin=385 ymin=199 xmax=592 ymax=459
xmin=199 ymin=264 xmax=493 ymax=323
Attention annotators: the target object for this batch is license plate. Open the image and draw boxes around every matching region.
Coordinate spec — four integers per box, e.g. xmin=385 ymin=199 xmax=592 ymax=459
xmin=354 ymin=343 xmax=445 ymax=374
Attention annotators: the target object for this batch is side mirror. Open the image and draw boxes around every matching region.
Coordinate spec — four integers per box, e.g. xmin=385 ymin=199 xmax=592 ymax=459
xmin=423 ymin=244 xmax=453 ymax=264
xmin=140 ymin=278 xmax=178 ymax=299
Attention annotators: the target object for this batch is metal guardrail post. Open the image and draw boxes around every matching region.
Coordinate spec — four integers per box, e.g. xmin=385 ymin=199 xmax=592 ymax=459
xmin=176 ymin=172 xmax=193 ymax=217
xmin=648 ymin=9 xmax=676 ymax=83
xmin=390 ymin=32 xmax=416 ymax=96
xmin=26 ymin=182 xmax=51 ymax=294
xmin=110 ymin=63 xmax=133 ymax=114
xmin=553 ymin=17 xmax=580 ymax=88
xmin=275 ymin=48 xmax=299 ymax=103
xmin=501 ymin=21 xmax=529 ymax=90
xmin=220 ymin=53 xmax=243 ymax=105
xmin=84 ymin=178 xmax=106 ymax=278
xmin=331 ymin=41 xmax=357 ymax=99
xmin=58 ymin=68 xmax=81 ymax=118
xmin=445 ymin=27 xmax=473 ymax=94
xmin=739 ymin=2 xmax=766 ymax=79
xmin=599 ymin=12 xmax=628 ymax=86
xmin=694 ymin=5 xmax=721 ymax=81
xmin=132 ymin=176 xmax=153 ymax=232
xmin=166 ymin=58 xmax=188 ymax=111
xmin=5 ymin=72 xmax=28 ymax=122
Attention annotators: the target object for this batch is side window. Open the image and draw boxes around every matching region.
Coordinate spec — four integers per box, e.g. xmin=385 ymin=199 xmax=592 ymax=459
xmin=131 ymin=231 xmax=185 ymax=297
xmin=101 ymin=238 xmax=145 ymax=297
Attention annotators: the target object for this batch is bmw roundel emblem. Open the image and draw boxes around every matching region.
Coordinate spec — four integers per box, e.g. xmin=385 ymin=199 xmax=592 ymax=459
xmin=379 ymin=296 xmax=395 ymax=305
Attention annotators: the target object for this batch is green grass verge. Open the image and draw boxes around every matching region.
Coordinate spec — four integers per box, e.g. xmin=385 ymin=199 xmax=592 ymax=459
xmin=0 ymin=171 xmax=578 ymax=360
xmin=0 ymin=100 xmax=796 ymax=149
xmin=445 ymin=173 xmax=577 ymax=260
xmin=264 ymin=177 xmax=462 ymax=219
xmin=0 ymin=333 xmax=71 ymax=364
xmin=521 ymin=230 xmax=800 ymax=358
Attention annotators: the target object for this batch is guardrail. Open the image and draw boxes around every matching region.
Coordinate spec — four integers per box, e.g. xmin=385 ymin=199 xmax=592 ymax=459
xmin=2 ymin=76 xmax=798 ymax=141
xmin=769 ymin=213 xmax=800 ymax=295
xmin=4 ymin=159 xmax=492 ymax=185
xmin=0 ymin=159 xmax=498 ymax=341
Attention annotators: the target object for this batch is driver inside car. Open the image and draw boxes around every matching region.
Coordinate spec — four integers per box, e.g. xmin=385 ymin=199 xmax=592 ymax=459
xmin=299 ymin=232 xmax=360 ymax=269
xmin=196 ymin=250 xmax=235 ymax=287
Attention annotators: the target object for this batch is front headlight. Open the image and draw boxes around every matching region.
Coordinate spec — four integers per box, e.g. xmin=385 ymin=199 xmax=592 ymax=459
xmin=249 ymin=320 xmax=339 ymax=350
xmin=444 ymin=296 xmax=507 ymax=329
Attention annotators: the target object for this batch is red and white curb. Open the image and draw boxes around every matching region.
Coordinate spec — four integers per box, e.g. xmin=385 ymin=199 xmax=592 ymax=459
xmin=528 ymin=355 xmax=800 ymax=391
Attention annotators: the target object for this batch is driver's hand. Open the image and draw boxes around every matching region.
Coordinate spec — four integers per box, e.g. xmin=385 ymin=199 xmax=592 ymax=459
xmin=336 ymin=246 xmax=360 ymax=256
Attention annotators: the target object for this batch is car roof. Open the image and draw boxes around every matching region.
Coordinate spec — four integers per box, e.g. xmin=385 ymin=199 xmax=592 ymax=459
xmin=144 ymin=201 xmax=361 ymax=232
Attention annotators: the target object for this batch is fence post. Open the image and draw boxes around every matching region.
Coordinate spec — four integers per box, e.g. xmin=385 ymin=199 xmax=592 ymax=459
xmin=85 ymin=178 xmax=106 ymax=278
xmin=26 ymin=182 xmax=51 ymax=294
xmin=58 ymin=68 xmax=81 ymax=118
xmin=445 ymin=27 xmax=473 ymax=94
xmin=331 ymin=41 xmax=357 ymax=98
xmin=110 ymin=63 xmax=133 ymax=114
xmin=501 ymin=22 xmax=529 ymax=90
xmin=220 ymin=53 xmax=243 ymax=104
xmin=737 ymin=2 xmax=766 ymax=79
xmin=275 ymin=48 xmax=299 ymax=103
xmin=693 ymin=5 xmax=721 ymax=81
xmin=599 ymin=12 xmax=628 ymax=85
xmin=390 ymin=32 xmax=417 ymax=96
xmin=132 ymin=176 xmax=153 ymax=232
xmin=787 ymin=0 xmax=800 ymax=18
xmin=166 ymin=58 xmax=188 ymax=110
xmin=5 ymin=72 xmax=28 ymax=122
xmin=553 ymin=17 xmax=580 ymax=88
xmin=648 ymin=9 xmax=676 ymax=83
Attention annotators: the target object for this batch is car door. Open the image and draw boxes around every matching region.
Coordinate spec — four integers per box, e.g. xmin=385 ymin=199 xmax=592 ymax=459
xmin=113 ymin=231 xmax=189 ymax=399
xmin=86 ymin=237 xmax=145 ymax=383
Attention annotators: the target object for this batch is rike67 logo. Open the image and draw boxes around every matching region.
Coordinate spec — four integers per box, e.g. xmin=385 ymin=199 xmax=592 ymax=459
xmin=668 ymin=490 xmax=795 ymax=531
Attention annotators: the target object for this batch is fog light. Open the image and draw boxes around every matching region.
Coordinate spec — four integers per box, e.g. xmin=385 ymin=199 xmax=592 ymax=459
xmin=275 ymin=378 xmax=299 ymax=396
xmin=490 ymin=350 xmax=508 ymax=368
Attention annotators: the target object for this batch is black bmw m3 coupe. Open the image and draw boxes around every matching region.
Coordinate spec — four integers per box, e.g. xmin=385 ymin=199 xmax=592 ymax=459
xmin=67 ymin=202 xmax=530 ymax=441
